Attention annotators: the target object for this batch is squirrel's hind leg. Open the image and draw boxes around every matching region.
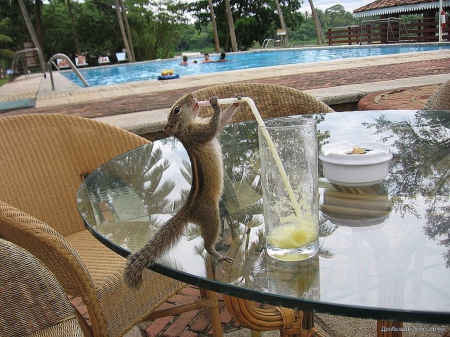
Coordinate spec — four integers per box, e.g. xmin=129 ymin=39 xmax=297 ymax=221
xmin=198 ymin=216 xmax=233 ymax=263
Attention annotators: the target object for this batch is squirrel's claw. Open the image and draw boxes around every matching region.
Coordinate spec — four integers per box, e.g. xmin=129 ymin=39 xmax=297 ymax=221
xmin=218 ymin=256 xmax=234 ymax=263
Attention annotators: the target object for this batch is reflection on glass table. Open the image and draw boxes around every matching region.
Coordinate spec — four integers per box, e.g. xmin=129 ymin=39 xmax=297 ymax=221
xmin=77 ymin=110 xmax=450 ymax=325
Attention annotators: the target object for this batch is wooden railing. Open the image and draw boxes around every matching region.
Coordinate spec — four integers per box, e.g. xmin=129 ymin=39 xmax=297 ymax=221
xmin=327 ymin=18 xmax=449 ymax=45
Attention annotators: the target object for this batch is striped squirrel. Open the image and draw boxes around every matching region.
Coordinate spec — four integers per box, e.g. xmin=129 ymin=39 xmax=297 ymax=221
xmin=124 ymin=94 xmax=240 ymax=287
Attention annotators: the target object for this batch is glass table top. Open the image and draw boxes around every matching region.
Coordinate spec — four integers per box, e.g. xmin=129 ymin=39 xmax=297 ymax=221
xmin=77 ymin=110 xmax=450 ymax=323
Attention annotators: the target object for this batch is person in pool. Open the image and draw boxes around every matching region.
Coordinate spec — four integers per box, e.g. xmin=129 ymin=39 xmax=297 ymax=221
xmin=179 ymin=56 xmax=189 ymax=66
xmin=202 ymin=53 xmax=214 ymax=63
xmin=217 ymin=52 xmax=228 ymax=62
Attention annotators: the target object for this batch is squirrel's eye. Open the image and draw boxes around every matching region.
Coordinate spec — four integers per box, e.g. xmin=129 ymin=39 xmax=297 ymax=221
xmin=174 ymin=106 xmax=181 ymax=114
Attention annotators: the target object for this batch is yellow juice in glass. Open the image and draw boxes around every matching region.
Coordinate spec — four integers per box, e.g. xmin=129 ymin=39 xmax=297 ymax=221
xmin=266 ymin=218 xmax=319 ymax=261
xmin=267 ymin=223 xmax=317 ymax=249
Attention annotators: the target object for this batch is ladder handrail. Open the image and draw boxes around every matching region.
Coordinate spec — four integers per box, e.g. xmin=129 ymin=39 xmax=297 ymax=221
xmin=9 ymin=48 xmax=47 ymax=80
xmin=261 ymin=38 xmax=275 ymax=51
xmin=47 ymin=53 xmax=89 ymax=90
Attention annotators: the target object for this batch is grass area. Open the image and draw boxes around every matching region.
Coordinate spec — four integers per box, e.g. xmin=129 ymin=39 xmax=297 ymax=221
xmin=0 ymin=78 xmax=8 ymax=87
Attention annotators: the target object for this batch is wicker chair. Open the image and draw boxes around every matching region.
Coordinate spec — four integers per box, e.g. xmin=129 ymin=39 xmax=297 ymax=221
xmin=174 ymin=83 xmax=331 ymax=337
xmin=0 ymin=238 xmax=84 ymax=337
xmin=0 ymin=114 xmax=220 ymax=337
xmin=424 ymin=79 xmax=450 ymax=110
xmin=172 ymin=83 xmax=334 ymax=121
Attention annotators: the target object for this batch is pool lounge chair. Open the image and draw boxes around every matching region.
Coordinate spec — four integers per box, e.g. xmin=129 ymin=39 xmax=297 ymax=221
xmin=116 ymin=52 xmax=128 ymax=62
xmin=75 ymin=57 xmax=88 ymax=67
xmin=98 ymin=56 xmax=110 ymax=65
xmin=57 ymin=58 xmax=70 ymax=69
xmin=182 ymin=52 xmax=201 ymax=57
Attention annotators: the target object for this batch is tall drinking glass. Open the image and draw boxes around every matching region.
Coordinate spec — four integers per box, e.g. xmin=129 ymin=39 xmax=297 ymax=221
xmin=259 ymin=117 xmax=319 ymax=261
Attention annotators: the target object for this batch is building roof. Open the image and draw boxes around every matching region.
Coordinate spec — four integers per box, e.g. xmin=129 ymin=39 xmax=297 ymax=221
xmin=354 ymin=0 xmax=450 ymax=17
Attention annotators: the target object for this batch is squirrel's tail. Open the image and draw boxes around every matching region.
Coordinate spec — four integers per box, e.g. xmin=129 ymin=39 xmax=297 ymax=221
xmin=124 ymin=215 xmax=186 ymax=288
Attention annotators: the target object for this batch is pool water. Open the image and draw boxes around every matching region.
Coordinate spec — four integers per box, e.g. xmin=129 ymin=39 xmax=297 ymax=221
xmin=63 ymin=44 xmax=450 ymax=87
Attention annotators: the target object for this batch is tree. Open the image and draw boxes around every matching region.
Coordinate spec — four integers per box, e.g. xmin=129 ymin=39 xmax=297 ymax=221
xmin=274 ymin=0 xmax=288 ymax=45
xmin=307 ymin=0 xmax=324 ymax=44
xmin=324 ymin=4 xmax=357 ymax=28
xmin=115 ymin=0 xmax=134 ymax=62
xmin=34 ymin=0 xmax=44 ymax=52
xmin=118 ymin=0 xmax=135 ymax=61
xmin=18 ymin=0 xmax=41 ymax=51
xmin=65 ymin=0 xmax=81 ymax=55
xmin=17 ymin=0 xmax=46 ymax=72
xmin=224 ymin=0 xmax=237 ymax=52
xmin=208 ymin=0 xmax=220 ymax=52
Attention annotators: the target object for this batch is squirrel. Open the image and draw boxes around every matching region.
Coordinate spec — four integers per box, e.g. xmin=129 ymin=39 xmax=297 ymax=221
xmin=124 ymin=93 xmax=240 ymax=288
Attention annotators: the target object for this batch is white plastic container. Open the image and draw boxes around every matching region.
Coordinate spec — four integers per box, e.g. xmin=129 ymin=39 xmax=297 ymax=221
xmin=319 ymin=141 xmax=393 ymax=187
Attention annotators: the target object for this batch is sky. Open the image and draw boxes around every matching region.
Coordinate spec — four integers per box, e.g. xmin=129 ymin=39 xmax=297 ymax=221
xmin=309 ymin=0 xmax=369 ymax=13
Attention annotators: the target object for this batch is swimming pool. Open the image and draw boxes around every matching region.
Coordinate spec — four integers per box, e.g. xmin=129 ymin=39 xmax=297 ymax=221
xmin=63 ymin=44 xmax=450 ymax=87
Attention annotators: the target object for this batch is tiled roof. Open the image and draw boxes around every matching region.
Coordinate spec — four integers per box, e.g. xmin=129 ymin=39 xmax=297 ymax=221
xmin=354 ymin=0 xmax=441 ymax=13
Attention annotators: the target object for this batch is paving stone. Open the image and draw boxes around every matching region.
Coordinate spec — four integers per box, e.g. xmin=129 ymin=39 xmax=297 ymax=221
xmin=358 ymin=84 xmax=439 ymax=110
xmin=162 ymin=310 xmax=198 ymax=336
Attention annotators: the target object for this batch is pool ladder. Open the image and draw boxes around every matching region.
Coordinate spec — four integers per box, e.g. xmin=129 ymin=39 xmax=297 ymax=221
xmin=47 ymin=53 xmax=89 ymax=91
xmin=261 ymin=39 xmax=275 ymax=51
xmin=8 ymin=48 xmax=47 ymax=80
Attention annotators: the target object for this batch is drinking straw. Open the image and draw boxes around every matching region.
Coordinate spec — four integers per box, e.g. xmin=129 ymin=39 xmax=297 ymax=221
xmin=198 ymin=97 xmax=301 ymax=218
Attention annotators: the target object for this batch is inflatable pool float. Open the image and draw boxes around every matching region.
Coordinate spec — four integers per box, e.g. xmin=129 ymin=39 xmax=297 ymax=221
xmin=158 ymin=69 xmax=179 ymax=80
xmin=158 ymin=74 xmax=180 ymax=80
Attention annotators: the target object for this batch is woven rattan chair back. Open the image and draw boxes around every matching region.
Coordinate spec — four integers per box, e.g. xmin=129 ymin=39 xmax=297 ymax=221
xmin=0 ymin=238 xmax=84 ymax=337
xmin=424 ymin=79 xmax=450 ymax=110
xmin=0 ymin=114 xmax=188 ymax=337
xmin=0 ymin=114 xmax=147 ymax=237
xmin=172 ymin=83 xmax=334 ymax=122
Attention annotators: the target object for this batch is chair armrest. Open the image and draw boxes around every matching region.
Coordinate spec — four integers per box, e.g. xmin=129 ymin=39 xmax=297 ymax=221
xmin=0 ymin=200 xmax=97 ymax=298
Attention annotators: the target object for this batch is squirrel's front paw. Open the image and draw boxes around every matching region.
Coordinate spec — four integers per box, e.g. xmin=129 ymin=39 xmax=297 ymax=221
xmin=209 ymin=96 xmax=219 ymax=109
xmin=234 ymin=93 xmax=243 ymax=106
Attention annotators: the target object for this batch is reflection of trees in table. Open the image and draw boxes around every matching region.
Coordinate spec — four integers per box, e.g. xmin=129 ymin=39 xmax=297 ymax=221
xmin=90 ymin=144 xmax=179 ymax=216
xmin=84 ymin=142 xmax=192 ymax=253
xmin=220 ymin=122 xmax=263 ymax=242
xmin=363 ymin=111 xmax=450 ymax=268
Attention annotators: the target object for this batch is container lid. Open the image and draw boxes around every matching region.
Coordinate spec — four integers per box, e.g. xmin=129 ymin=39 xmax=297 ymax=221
xmin=319 ymin=141 xmax=393 ymax=166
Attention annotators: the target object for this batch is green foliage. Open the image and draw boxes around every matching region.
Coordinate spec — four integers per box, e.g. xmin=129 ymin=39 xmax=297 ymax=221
xmin=41 ymin=3 xmax=76 ymax=57
xmin=0 ymin=0 xmax=428 ymax=66
xmin=127 ymin=0 xmax=190 ymax=59
xmin=0 ymin=0 xmax=32 ymax=51
xmin=0 ymin=19 xmax=14 ymax=72
xmin=189 ymin=0 xmax=304 ymax=51
xmin=177 ymin=24 xmax=212 ymax=52
xmin=3 ymin=0 xmax=191 ymax=62
xmin=289 ymin=5 xmax=358 ymax=44
xmin=323 ymin=4 xmax=357 ymax=28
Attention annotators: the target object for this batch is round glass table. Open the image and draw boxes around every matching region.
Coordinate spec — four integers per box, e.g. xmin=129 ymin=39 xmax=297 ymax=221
xmin=77 ymin=110 xmax=450 ymax=328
